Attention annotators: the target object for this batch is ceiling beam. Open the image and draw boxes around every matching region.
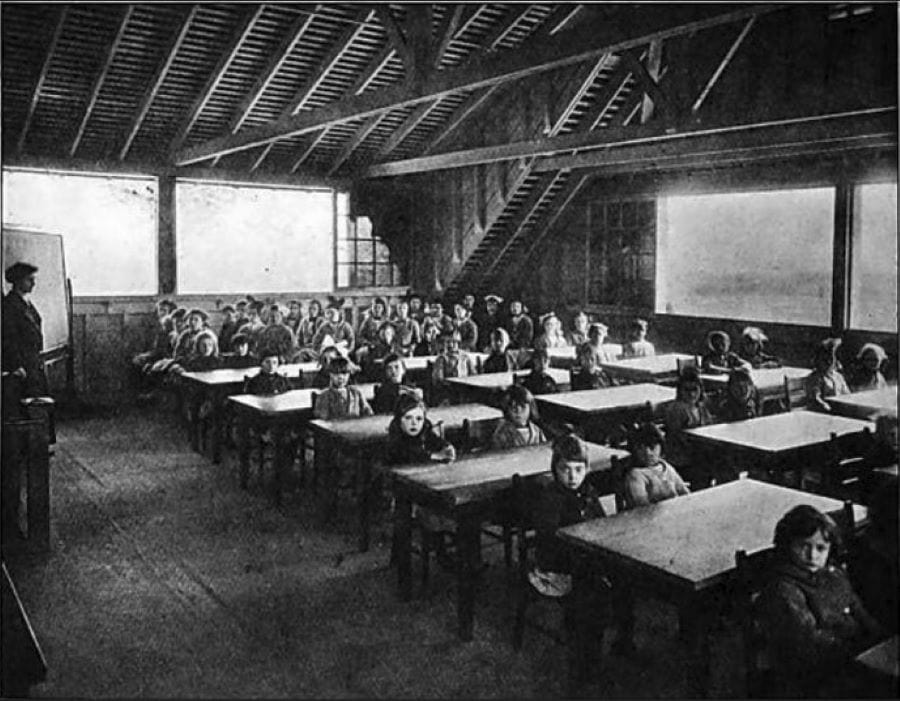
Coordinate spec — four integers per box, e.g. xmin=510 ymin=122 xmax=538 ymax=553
xmin=692 ymin=15 xmax=756 ymax=113
xmin=366 ymin=106 xmax=895 ymax=177
xmin=290 ymin=129 xmax=330 ymax=173
xmin=375 ymin=6 xmax=413 ymax=79
xmin=432 ymin=5 xmax=466 ymax=70
xmin=481 ymin=5 xmax=532 ymax=53
xmin=176 ymin=4 xmax=785 ymax=165
xmin=374 ymin=101 xmax=439 ymax=159
xmin=421 ymin=85 xmax=501 ymax=156
xmin=226 ymin=7 xmax=319 ymax=137
xmin=248 ymin=6 xmax=374 ymax=171
xmin=348 ymin=45 xmax=396 ymax=96
xmin=170 ymin=4 xmax=266 ymax=154
xmin=70 ymin=5 xmax=134 ymax=157
xmin=327 ymin=116 xmax=385 ymax=176
xmin=17 ymin=6 xmax=68 ymax=155
xmin=119 ymin=5 xmax=197 ymax=160
xmin=405 ymin=4 xmax=435 ymax=84
xmin=434 ymin=4 xmax=488 ymax=68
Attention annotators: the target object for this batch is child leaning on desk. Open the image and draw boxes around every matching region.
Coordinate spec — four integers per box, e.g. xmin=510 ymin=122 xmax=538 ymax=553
xmin=756 ymin=505 xmax=883 ymax=697
xmin=482 ymin=327 xmax=518 ymax=373
xmin=372 ymin=353 xmax=421 ymax=415
xmin=620 ymin=422 xmax=690 ymax=510
xmin=243 ymin=348 xmax=291 ymax=395
xmin=519 ymin=347 xmax=558 ymax=397
xmin=805 ymin=337 xmax=851 ymax=412
xmin=663 ymin=366 xmax=714 ymax=486
xmin=490 ymin=385 xmax=547 ymax=450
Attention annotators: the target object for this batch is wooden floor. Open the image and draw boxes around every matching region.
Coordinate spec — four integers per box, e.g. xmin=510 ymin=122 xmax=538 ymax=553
xmin=4 ymin=400 xmax=748 ymax=698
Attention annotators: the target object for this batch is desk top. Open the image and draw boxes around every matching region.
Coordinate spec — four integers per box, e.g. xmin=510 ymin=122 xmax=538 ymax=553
xmin=856 ymin=635 xmax=899 ymax=679
xmin=558 ymin=479 xmax=865 ymax=592
xmin=536 ymin=383 xmax=676 ymax=416
xmin=685 ymin=410 xmax=872 ymax=454
xmin=228 ymin=383 xmax=376 ymax=416
xmin=446 ymin=367 xmax=570 ymax=390
xmin=374 ymin=353 xmax=488 ymax=372
xmin=701 ymin=366 xmax=810 ymax=390
xmin=600 ymin=353 xmax=695 ymax=378
xmin=546 ymin=344 xmax=623 ymax=359
xmin=827 ymin=388 xmax=898 ymax=420
xmin=392 ymin=442 xmax=628 ymax=508
xmin=181 ymin=362 xmax=319 ymax=386
xmin=309 ymin=403 xmax=502 ymax=444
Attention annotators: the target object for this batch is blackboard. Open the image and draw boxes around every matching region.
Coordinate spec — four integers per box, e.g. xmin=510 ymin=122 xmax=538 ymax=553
xmin=2 ymin=227 xmax=70 ymax=354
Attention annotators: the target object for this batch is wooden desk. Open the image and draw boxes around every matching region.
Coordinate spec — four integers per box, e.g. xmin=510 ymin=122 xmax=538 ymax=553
xmin=684 ymin=410 xmax=873 ymax=480
xmin=701 ymin=366 xmax=810 ymax=405
xmin=228 ymin=384 xmax=376 ymax=506
xmin=855 ymin=635 xmax=899 ymax=680
xmin=545 ymin=344 xmax=623 ymax=368
xmin=536 ymin=384 xmax=675 ymax=441
xmin=445 ymin=368 xmax=570 ymax=404
xmin=601 ymin=353 xmax=695 ymax=384
xmin=558 ymin=479 xmax=866 ymax=697
xmin=392 ymin=442 xmax=628 ymax=641
xmin=827 ymin=387 xmax=898 ymax=421
xmin=180 ymin=363 xmax=318 ymax=463
xmin=310 ymin=403 xmax=503 ymax=551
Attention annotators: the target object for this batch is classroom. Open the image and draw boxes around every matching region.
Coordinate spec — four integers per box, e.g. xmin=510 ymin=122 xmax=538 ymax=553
xmin=1 ymin=2 xmax=897 ymax=698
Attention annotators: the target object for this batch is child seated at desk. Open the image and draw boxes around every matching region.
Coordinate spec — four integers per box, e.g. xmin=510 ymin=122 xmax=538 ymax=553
xmin=806 ymin=338 xmax=851 ymax=412
xmin=623 ymin=318 xmax=655 ymax=358
xmin=663 ymin=366 xmax=714 ymax=484
xmin=714 ymin=366 xmax=761 ymax=422
xmin=620 ymin=422 xmax=689 ymax=509
xmin=392 ymin=300 xmax=421 ymax=357
xmin=491 ymin=385 xmax=547 ymax=449
xmin=530 ymin=432 xmax=611 ymax=672
xmin=737 ymin=326 xmax=781 ymax=369
xmin=850 ymin=343 xmax=889 ymax=392
xmin=567 ymin=311 xmax=590 ymax=347
xmin=222 ymin=333 xmax=258 ymax=370
xmin=519 ymin=348 xmax=558 ymax=396
xmin=701 ymin=330 xmax=746 ymax=374
xmin=571 ymin=323 xmax=614 ymax=391
xmin=431 ymin=331 xmax=477 ymax=405
xmin=313 ymin=356 xmax=373 ymax=420
xmin=243 ymin=349 xmax=291 ymax=396
xmin=218 ymin=304 xmax=239 ymax=353
xmin=385 ymin=393 xmax=456 ymax=567
xmin=533 ymin=312 xmax=568 ymax=351
xmin=257 ymin=305 xmax=296 ymax=363
xmin=372 ymin=353 xmax=421 ymax=414
xmin=178 ymin=330 xmax=221 ymax=373
xmin=414 ymin=319 xmax=442 ymax=356
xmin=757 ymin=505 xmax=882 ymax=697
xmin=482 ymin=328 xmax=518 ymax=373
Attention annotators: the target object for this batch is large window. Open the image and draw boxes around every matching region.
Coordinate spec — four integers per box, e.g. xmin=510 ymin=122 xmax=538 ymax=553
xmin=175 ymin=180 xmax=334 ymax=294
xmin=336 ymin=193 xmax=403 ymax=288
xmin=656 ymin=187 xmax=835 ymax=325
xmin=588 ymin=200 xmax=655 ymax=308
xmin=1 ymin=168 xmax=158 ymax=296
xmin=851 ymin=182 xmax=897 ymax=332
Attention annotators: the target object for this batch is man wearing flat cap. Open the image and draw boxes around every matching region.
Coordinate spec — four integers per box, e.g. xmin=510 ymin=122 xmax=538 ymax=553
xmin=2 ymin=261 xmax=48 ymax=398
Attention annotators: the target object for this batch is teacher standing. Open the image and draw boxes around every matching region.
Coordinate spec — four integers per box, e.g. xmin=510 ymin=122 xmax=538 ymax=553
xmin=2 ymin=261 xmax=48 ymax=399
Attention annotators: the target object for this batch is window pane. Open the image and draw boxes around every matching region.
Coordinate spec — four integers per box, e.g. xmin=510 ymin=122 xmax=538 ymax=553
xmin=356 ymin=240 xmax=373 ymax=263
xmin=336 ymin=191 xmax=350 ymax=216
xmin=2 ymin=168 xmax=157 ymax=295
xmin=353 ymin=266 xmax=374 ymax=288
xmin=375 ymin=241 xmax=391 ymax=264
xmin=357 ymin=216 xmax=373 ymax=238
xmin=375 ymin=264 xmax=393 ymax=286
xmin=176 ymin=180 xmax=333 ymax=294
xmin=656 ymin=188 xmax=834 ymax=325
xmin=337 ymin=263 xmax=350 ymax=287
xmin=336 ymin=239 xmax=351 ymax=264
xmin=851 ymin=182 xmax=898 ymax=331
xmin=336 ymin=214 xmax=350 ymax=241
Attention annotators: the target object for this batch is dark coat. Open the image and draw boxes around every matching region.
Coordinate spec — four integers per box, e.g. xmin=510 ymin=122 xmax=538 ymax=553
xmin=385 ymin=419 xmax=450 ymax=466
xmin=520 ymin=371 xmax=558 ymax=396
xmin=482 ymin=350 xmax=518 ymax=374
xmin=2 ymin=291 xmax=47 ymax=396
xmin=372 ymin=381 xmax=418 ymax=415
xmin=243 ymin=371 xmax=291 ymax=396
xmin=534 ymin=481 xmax=605 ymax=574
xmin=506 ymin=314 xmax=534 ymax=349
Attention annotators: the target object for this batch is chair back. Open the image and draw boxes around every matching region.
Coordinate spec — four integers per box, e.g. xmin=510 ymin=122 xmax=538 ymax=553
xmin=782 ymin=375 xmax=806 ymax=412
xmin=432 ymin=419 xmax=445 ymax=439
xmin=310 ymin=391 xmax=319 ymax=411
xmin=610 ymin=454 xmax=628 ymax=513
xmin=676 ymin=356 xmax=699 ymax=375
xmin=734 ymin=546 xmax=777 ymax=698
xmin=475 ymin=355 xmax=483 ymax=373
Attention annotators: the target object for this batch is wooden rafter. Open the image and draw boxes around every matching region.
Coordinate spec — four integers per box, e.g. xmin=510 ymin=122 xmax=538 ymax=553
xmin=227 ymin=7 xmax=319 ymax=136
xmin=177 ymin=4 xmax=785 ymax=165
xmin=481 ymin=5 xmax=532 ymax=52
xmin=17 ymin=6 xmax=68 ymax=155
xmin=375 ymin=5 xmax=413 ymax=76
xmin=583 ymin=58 xmax=641 ymax=130
xmin=435 ymin=4 xmax=488 ymax=68
xmin=327 ymin=115 xmax=385 ymax=176
xmin=621 ymin=44 xmax=671 ymax=124
xmin=406 ymin=4 xmax=434 ymax=83
xmin=119 ymin=5 xmax=197 ymax=160
xmin=432 ymin=5 xmax=466 ymax=70
xmin=548 ymin=53 xmax=613 ymax=137
xmin=248 ymin=6 xmax=373 ymax=171
xmin=70 ymin=5 xmax=134 ymax=157
xmin=537 ymin=4 xmax=585 ymax=38
xmin=692 ymin=16 xmax=757 ymax=113
xmin=516 ymin=175 xmax=591 ymax=273
xmin=421 ymin=85 xmax=501 ymax=156
xmin=348 ymin=45 xmax=396 ymax=96
xmin=290 ymin=129 xmax=330 ymax=172
xmin=374 ymin=101 xmax=438 ymax=159
xmin=170 ymin=4 xmax=266 ymax=154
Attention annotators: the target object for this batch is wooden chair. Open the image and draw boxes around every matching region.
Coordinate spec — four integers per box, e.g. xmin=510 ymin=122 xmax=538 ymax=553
xmin=608 ymin=454 xmax=629 ymax=514
xmin=734 ymin=546 xmax=778 ymax=698
xmin=802 ymin=429 xmax=872 ymax=500
xmin=510 ymin=473 xmax=567 ymax=651
xmin=676 ymin=356 xmax=700 ymax=375
xmin=782 ymin=376 xmax=807 ymax=412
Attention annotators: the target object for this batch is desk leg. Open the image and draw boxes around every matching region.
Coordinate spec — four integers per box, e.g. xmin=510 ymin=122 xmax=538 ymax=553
xmin=678 ymin=595 xmax=712 ymax=698
xmin=210 ymin=391 xmax=223 ymax=465
xmin=358 ymin=455 xmax=371 ymax=552
xmin=272 ymin=424 xmax=288 ymax=507
xmin=456 ymin=515 xmax=480 ymax=641
xmin=237 ymin=413 xmax=251 ymax=490
xmin=395 ymin=490 xmax=412 ymax=601
xmin=26 ymin=420 xmax=50 ymax=551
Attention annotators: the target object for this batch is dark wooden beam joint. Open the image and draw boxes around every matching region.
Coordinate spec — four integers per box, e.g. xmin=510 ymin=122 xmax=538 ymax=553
xmin=622 ymin=45 xmax=674 ymax=127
